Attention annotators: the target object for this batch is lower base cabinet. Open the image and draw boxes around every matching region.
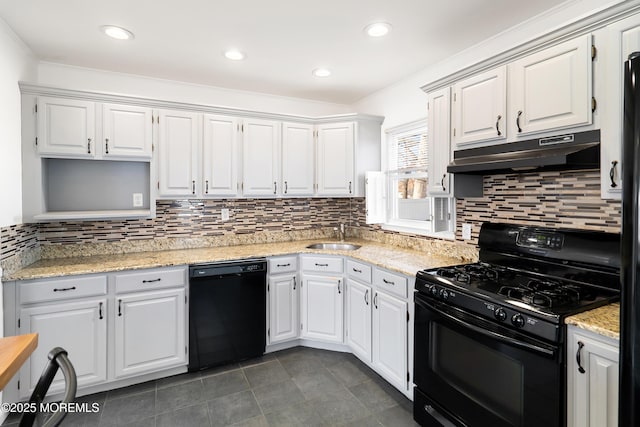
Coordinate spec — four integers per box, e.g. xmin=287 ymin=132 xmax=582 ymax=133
xmin=346 ymin=278 xmax=372 ymax=362
xmin=114 ymin=288 xmax=186 ymax=378
xmin=19 ymin=298 xmax=107 ymax=398
xmin=567 ymin=325 xmax=619 ymax=427
xmin=300 ymin=274 xmax=344 ymax=343
xmin=372 ymin=290 xmax=408 ymax=391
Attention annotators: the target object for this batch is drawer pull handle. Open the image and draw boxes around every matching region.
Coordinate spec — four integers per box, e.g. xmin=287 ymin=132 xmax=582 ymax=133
xmin=99 ymin=302 xmax=103 ymax=320
xmin=610 ymin=161 xmax=618 ymax=188
xmin=516 ymin=110 xmax=523 ymax=133
xmin=315 ymin=263 xmax=329 ymax=267
xmin=293 ymin=277 xmax=297 ymax=290
xmin=53 ymin=286 xmax=76 ymax=292
xmin=374 ymin=293 xmax=378 ymax=309
xmin=142 ymin=278 xmax=162 ymax=283
xmin=364 ymin=289 xmax=369 ymax=305
xmin=382 ymin=279 xmax=395 ymax=285
xmin=576 ymin=341 xmax=586 ymax=374
xmin=277 ymin=263 xmax=291 ymax=267
xmin=118 ymin=300 xmax=122 ymax=317
xmin=338 ymin=280 xmax=341 ymax=294
xmin=496 ymin=115 xmax=502 ymax=136
xmin=352 ymin=268 xmax=362 ymax=273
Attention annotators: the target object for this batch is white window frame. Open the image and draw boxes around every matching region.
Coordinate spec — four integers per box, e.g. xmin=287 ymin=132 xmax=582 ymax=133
xmin=368 ymin=118 xmax=455 ymax=240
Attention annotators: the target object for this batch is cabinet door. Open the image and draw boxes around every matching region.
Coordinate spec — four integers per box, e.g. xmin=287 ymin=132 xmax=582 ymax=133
xmin=36 ymin=96 xmax=95 ymax=158
xmin=372 ymin=291 xmax=408 ymax=392
xmin=242 ymin=119 xmax=280 ymax=196
xmin=509 ymin=35 xmax=592 ymax=136
xmin=102 ymin=103 xmax=153 ymax=159
xmin=452 ymin=66 xmax=507 ymax=146
xmin=203 ymin=114 xmax=239 ymax=196
xmin=316 ymin=122 xmax=354 ymax=196
xmin=114 ymin=288 xmax=186 ymax=378
xmin=268 ymin=274 xmax=298 ymax=344
xmin=346 ymin=279 xmax=372 ymax=363
xmin=300 ymin=274 xmax=344 ymax=343
xmin=157 ymin=110 xmax=199 ymax=197
xmin=19 ymin=298 xmax=107 ymax=398
xmin=567 ymin=329 xmax=619 ymax=427
xmin=601 ymin=15 xmax=640 ymax=198
xmin=282 ymin=122 xmax=314 ymax=196
xmin=427 ymin=87 xmax=452 ymax=196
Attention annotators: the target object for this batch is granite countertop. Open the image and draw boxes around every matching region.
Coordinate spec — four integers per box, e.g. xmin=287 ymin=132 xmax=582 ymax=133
xmin=4 ymin=238 xmax=463 ymax=282
xmin=565 ymin=302 xmax=620 ymax=340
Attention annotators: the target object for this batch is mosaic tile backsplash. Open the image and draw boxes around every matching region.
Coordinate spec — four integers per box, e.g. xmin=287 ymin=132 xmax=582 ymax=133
xmin=0 ymin=169 xmax=623 ymax=273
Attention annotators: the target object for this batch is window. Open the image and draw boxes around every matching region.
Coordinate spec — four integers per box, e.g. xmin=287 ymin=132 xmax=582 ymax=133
xmin=366 ymin=119 xmax=454 ymax=238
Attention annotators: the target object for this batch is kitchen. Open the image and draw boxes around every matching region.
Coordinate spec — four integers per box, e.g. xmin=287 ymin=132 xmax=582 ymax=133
xmin=0 ymin=0 xmax=636 ymax=426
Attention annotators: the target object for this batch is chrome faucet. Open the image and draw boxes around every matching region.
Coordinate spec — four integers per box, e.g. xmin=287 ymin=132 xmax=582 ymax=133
xmin=334 ymin=223 xmax=346 ymax=241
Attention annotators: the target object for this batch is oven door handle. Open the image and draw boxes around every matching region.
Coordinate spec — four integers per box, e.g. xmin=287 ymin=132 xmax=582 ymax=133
xmin=416 ymin=297 xmax=556 ymax=357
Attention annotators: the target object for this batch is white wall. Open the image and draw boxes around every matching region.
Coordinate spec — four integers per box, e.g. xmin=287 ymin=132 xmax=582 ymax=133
xmin=0 ymin=17 xmax=37 ymax=227
xmin=351 ymin=0 xmax=630 ymax=130
xmin=36 ymin=62 xmax=352 ymax=117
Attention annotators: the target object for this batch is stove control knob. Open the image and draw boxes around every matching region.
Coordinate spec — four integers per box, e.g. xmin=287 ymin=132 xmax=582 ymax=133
xmin=494 ymin=308 xmax=507 ymax=322
xmin=429 ymin=285 xmax=438 ymax=297
xmin=439 ymin=289 xmax=449 ymax=300
xmin=511 ymin=314 xmax=525 ymax=328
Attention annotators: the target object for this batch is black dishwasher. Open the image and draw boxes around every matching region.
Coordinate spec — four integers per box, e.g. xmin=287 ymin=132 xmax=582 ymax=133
xmin=188 ymin=258 xmax=267 ymax=372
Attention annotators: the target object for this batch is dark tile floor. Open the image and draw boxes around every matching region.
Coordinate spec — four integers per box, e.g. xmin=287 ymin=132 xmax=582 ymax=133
xmin=3 ymin=347 xmax=418 ymax=426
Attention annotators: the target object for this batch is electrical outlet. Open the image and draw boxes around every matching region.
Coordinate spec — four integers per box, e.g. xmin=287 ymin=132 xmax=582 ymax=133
xmin=462 ymin=223 xmax=472 ymax=240
xmin=221 ymin=208 xmax=230 ymax=221
xmin=132 ymin=193 xmax=143 ymax=207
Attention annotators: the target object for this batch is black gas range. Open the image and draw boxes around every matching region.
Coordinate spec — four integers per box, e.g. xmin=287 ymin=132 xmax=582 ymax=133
xmin=413 ymin=222 xmax=620 ymax=427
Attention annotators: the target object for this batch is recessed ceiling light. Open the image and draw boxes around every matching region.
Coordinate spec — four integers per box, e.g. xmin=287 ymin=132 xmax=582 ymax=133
xmin=224 ymin=50 xmax=245 ymax=61
xmin=101 ymin=25 xmax=134 ymax=40
xmin=312 ymin=68 xmax=331 ymax=78
xmin=364 ymin=22 xmax=392 ymax=37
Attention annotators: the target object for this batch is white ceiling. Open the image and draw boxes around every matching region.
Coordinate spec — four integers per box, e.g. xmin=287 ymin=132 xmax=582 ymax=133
xmin=0 ymin=0 xmax=567 ymax=104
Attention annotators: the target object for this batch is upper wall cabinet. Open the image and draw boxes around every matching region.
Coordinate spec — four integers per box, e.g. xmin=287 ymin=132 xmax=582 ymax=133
xmin=202 ymin=114 xmax=239 ymax=197
xmin=427 ymin=88 xmax=452 ymax=197
xmin=601 ymin=14 xmax=640 ymax=199
xmin=508 ymin=35 xmax=593 ymax=136
xmin=36 ymin=97 xmax=96 ymax=158
xmin=316 ymin=122 xmax=355 ymax=196
xmin=282 ymin=122 xmax=315 ymax=196
xmin=36 ymin=97 xmax=153 ymax=160
xmin=157 ymin=109 xmax=199 ymax=197
xmin=452 ymin=66 xmax=507 ymax=147
xmin=242 ymin=119 xmax=281 ymax=197
xmin=102 ymin=103 xmax=153 ymax=159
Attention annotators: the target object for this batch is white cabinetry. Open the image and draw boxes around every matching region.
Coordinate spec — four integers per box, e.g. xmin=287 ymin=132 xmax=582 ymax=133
xmin=202 ymin=114 xmax=239 ymax=197
xmin=267 ymin=256 xmax=299 ymax=344
xmin=36 ymin=97 xmax=153 ymax=160
xmin=300 ymin=256 xmax=344 ymax=343
xmin=16 ymin=275 xmax=108 ymax=398
xmin=282 ymin=122 xmax=315 ymax=196
xmin=346 ymin=259 xmax=373 ymax=363
xmin=36 ymin=97 xmax=96 ymax=158
xmin=316 ymin=122 xmax=355 ymax=196
xmin=602 ymin=14 xmax=640 ymax=199
xmin=102 ymin=103 xmax=153 ymax=159
xmin=567 ymin=326 xmax=619 ymax=427
xmin=426 ymin=88 xmax=452 ymax=196
xmin=242 ymin=119 xmax=281 ymax=196
xmin=509 ymin=35 xmax=593 ymax=136
xmin=452 ymin=66 xmax=507 ymax=146
xmin=157 ymin=110 xmax=199 ymax=197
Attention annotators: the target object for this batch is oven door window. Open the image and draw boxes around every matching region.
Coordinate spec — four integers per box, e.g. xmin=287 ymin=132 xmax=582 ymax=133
xmin=432 ymin=323 xmax=523 ymax=425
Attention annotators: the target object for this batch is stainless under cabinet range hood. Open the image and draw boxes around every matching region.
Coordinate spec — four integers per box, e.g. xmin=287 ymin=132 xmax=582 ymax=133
xmin=449 ymin=130 xmax=600 ymax=197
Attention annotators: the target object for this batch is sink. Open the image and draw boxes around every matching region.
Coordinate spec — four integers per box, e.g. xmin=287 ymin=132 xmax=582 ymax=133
xmin=306 ymin=242 xmax=361 ymax=251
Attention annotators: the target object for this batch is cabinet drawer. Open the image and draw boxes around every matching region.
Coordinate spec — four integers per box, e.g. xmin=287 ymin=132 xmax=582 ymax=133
xmin=19 ymin=275 xmax=107 ymax=305
xmin=374 ymin=269 xmax=408 ymax=298
xmin=301 ymin=256 xmax=343 ymax=273
xmin=346 ymin=260 xmax=372 ymax=284
xmin=114 ymin=267 xmax=186 ymax=294
xmin=268 ymin=256 xmax=298 ymax=274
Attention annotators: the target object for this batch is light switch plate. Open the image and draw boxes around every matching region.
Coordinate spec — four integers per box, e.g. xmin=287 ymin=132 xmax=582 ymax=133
xmin=132 ymin=193 xmax=143 ymax=207
xmin=221 ymin=208 xmax=230 ymax=221
xmin=462 ymin=223 xmax=472 ymax=240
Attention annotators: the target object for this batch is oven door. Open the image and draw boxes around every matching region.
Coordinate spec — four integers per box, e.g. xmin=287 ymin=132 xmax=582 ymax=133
xmin=413 ymin=293 xmax=562 ymax=427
